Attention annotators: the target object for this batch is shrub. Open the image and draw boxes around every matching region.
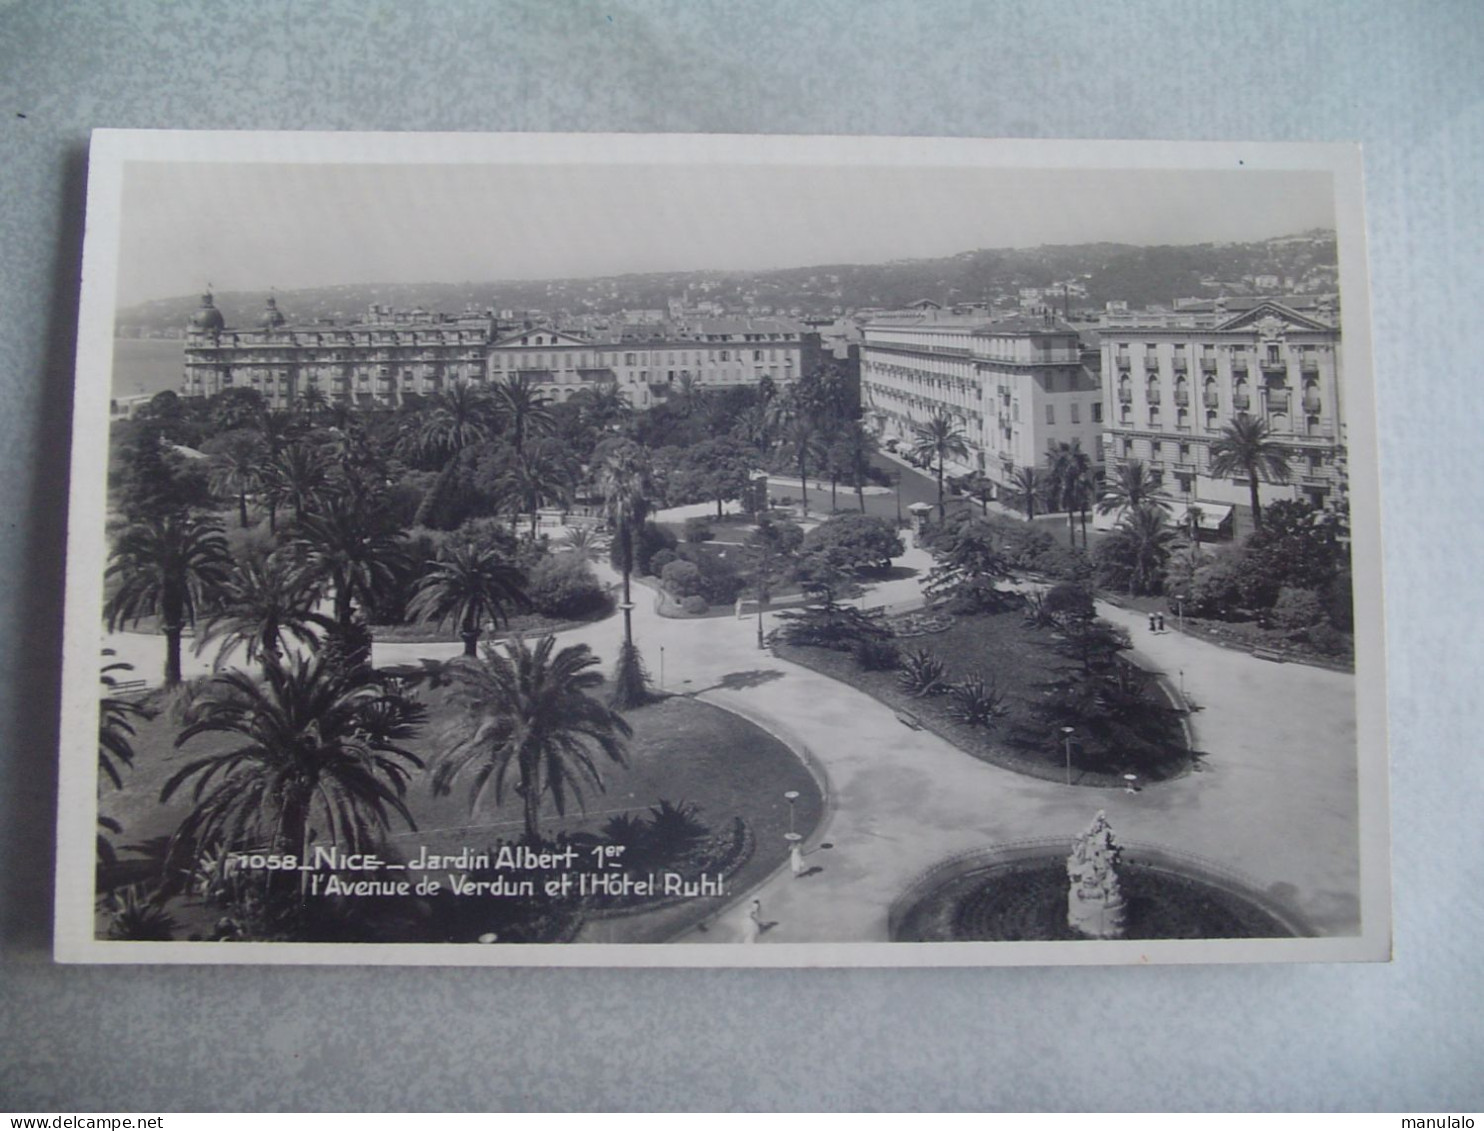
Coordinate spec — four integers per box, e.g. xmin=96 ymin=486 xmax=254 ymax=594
xmin=947 ymin=673 xmax=1007 ymax=727
xmin=660 ymin=559 xmax=704 ymax=598
xmin=898 ymin=648 xmax=948 ymax=697
xmin=643 ymin=799 xmax=710 ymax=863
xmin=1324 ymin=567 xmax=1354 ymax=632
xmin=680 ymin=594 xmax=708 ymax=615
xmin=1306 ymin=621 xmax=1351 ymax=657
xmin=1185 ymin=549 xmax=1246 ymax=619
xmin=802 ymin=514 xmax=904 ymax=575
xmin=649 ymin=548 xmax=679 ymax=575
xmin=526 ymin=554 xmax=609 ymax=620
xmin=773 ymin=601 xmax=890 ymax=651
xmin=676 ymin=545 xmax=744 ymax=604
xmin=683 ymin=516 xmax=714 ymax=543
xmin=1271 ymin=586 xmax=1326 ymax=630
xmin=853 ymin=638 xmax=901 ymax=672
xmin=619 ymin=520 xmax=677 ymax=577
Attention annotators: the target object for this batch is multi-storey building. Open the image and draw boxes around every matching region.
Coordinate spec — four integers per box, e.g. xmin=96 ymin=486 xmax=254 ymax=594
xmin=181 ymin=296 xmax=819 ymax=412
xmin=1098 ymin=298 xmax=1345 ymax=537
xmin=859 ymin=311 xmax=1104 ymax=495
xmin=182 ymin=295 xmax=492 ymax=409
xmin=486 ymin=317 xmax=818 ymax=409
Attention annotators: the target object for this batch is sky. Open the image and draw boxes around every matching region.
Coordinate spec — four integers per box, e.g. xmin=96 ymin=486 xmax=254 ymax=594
xmin=114 ymin=159 xmax=1336 ymax=308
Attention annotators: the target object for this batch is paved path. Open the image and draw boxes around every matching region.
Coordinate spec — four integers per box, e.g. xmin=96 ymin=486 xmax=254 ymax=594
xmin=101 ymin=536 xmax=1360 ymax=943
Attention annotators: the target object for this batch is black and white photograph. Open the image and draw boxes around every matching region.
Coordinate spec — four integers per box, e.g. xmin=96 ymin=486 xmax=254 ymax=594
xmin=55 ymin=131 xmax=1388 ymax=965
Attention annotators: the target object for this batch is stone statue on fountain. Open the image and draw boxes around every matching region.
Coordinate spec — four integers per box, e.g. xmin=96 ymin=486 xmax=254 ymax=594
xmin=1067 ymin=810 xmax=1127 ymax=939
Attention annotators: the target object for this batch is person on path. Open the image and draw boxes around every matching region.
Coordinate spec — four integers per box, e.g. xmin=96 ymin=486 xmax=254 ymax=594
xmin=789 ymin=843 xmax=804 ymax=877
xmin=1156 ymin=612 xmax=1166 ymax=633
xmin=747 ymin=898 xmax=764 ymax=942
xmin=1149 ymin=612 xmax=1158 ymax=633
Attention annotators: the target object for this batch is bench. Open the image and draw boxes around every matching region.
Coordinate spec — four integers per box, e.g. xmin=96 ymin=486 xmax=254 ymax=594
xmin=895 ymin=710 xmax=923 ymax=730
xmin=1251 ymin=648 xmax=1287 ymax=664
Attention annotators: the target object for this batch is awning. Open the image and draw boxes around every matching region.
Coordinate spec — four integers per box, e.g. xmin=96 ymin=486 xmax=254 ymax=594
xmin=1174 ymin=502 xmax=1233 ymax=531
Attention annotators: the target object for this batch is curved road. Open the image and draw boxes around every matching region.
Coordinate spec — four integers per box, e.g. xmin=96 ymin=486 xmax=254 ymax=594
xmin=102 ymin=533 xmax=1361 ymax=944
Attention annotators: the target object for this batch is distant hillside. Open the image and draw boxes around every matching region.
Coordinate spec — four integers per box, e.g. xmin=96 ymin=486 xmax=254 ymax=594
xmin=115 ymin=231 xmax=1337 ymax=337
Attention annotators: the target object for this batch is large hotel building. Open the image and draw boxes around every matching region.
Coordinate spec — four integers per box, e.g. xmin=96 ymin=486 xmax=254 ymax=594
xmin=1097 ymin=297 xmax=1345 ymax=536
xmin=179 ymin=295 xmax=817 ymax=411
xmin=859 ymin=309 xmax=1105 ymax=498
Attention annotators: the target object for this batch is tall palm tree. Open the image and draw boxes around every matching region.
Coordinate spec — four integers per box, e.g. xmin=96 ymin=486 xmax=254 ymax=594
xmin=207 ymin=434 xmax=266 ymax=529
xmin=909 ymin=410 xmax=971 ymax=522
xmin=195 ymin=555 xmax=335 ymax=670
xmin=490 ymin=372 xmax=556 ymax=455
xmin=1046 ymin=438 xmax=1095 ymax=548
xmin=105 ymin=512 xmax=232 ymax=686
xmin=828 ymin=421 xmax=879 ymax=514
xmin=1103 ymin=503 xmax=1179 ymax=596
xmin=287 ymin=497 xmax=408 ymax=632
xmin=596 ymin=439 xmax=652 ymax=707
xmin=497 ymin=437 xmax=576 ymax=537
xmin=1208 ymin=413 xmax=1293 ymax=531
xmin=1007 ymin=465 xmax=1044 ymax=521
xmin=435 ymin=635 xmax=631 ymax=844
xmin=1096 ymin=458 xmax=1171 ymax=520
xmin=778 ymin=415 xmax=828 ymax=515
xmin=297 ymin=384 xmax=330 ymax=422
xmin=405 ymin=383 xmax=495 ymax=528
xmin=733 ymin=402 xmax=774 ymax=455
xmin=409 ymin=541 xmax=530 ymax=657
xmin=162 ymin=653 xmax=426 ymax=883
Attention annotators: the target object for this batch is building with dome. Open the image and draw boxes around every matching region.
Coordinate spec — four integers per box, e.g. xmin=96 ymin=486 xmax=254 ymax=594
xmin=182 ymin=295 xmax=493 ymax=408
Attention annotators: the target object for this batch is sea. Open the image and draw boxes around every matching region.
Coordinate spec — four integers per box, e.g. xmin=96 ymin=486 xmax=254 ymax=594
xmin=111 ymin=338 xmax=185 ymax=400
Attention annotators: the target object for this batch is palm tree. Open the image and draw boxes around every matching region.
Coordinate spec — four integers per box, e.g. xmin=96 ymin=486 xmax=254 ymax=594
xmin=1097 ymin=458 xmax=1171 ymax=520
xmin=265 ymin=442 xmax=330 ymax=527
xmin=98 ymin=650 xmax=152 ymax=790
xmin=1208 ymin=413 xmax=1293 ymax=531
xmin=909 ymin=410 xmax=971 ymax=522
xmin=405 ymin=383 xmax=495 ymax=528
xmin=207 ymin=434 xmax=266 ymax=529
xmin=571 ymin=381 xmax=631 ymax=435
xmin=496 ymin=437 xmax=576 ymax=537
xmin=195 ymin=555 xmax=335 ymax=670
xmin=162 ymin=653 xmax=426 ymax=883
xmin=105 ymin=512 xmax=232 ymax=686
xmin=829 ymin=422 xmax=879 ymax=514
xmin=733 ymin=402 xmax=774 ymax=455
xmin=1102 ymin=503 xmax=1179 ymax=596
xmin=778 ymin=415 xmax=828 ymax=515
xmin=434 ymin=635 xmax=631 ymax=844
xmin=1006 ymin=465 xmax=1044 ymax=521
xmin=596 ymin=439 xmax=652 ymax=707
xmin=297 ymin=384 xmax=330 ymax=422
xmin=287 ymin=497 xmax=408 ymax=632
xmin=1045 ymin=438 xmax=1094 ymax=548
xmin=490 ymin=372 xmax=556 ymax=455
xmin=409 ymin=541 xmax=530 ymax=656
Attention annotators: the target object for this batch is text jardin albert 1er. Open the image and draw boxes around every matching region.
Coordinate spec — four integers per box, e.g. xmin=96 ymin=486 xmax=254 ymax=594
xmin=223 ymin=845 xmax=728 ymax=900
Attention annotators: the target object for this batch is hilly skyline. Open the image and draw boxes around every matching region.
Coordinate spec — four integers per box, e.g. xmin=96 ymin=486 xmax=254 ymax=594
xmin=116 ymin=230 xmax=1337 ymax=337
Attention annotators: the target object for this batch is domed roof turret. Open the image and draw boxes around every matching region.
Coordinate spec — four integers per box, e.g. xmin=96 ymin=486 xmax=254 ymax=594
xmin=189 ymin=292 xmax=225 ymax=333
xmin=257 ymin=295 xmax=287 ymax=329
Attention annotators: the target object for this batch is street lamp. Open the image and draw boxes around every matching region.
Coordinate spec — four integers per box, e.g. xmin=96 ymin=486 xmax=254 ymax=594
xmin=894 ymin=470 xmax=903 ymax=526
xmin=659 ymin=645 xmax=665 ymax=689
xmin=1173 ymin=593 xmax=1186 ymax=634
xmin=1061 ymin=726 xmax=1075 ymax=787
xmin=783 ymin=790 xmax=800 ymax=837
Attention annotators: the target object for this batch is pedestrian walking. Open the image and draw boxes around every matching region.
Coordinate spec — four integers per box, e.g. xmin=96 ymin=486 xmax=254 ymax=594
xmin=746 ymin=898 xmax=763 ymax=942
xmin=789 ymin=843 xmax=804 ymax=877
xmin=1148 ymin=612 xmax=1157 ymax=633
xmin=1156 ymin=612 xmax=1166 ymax=633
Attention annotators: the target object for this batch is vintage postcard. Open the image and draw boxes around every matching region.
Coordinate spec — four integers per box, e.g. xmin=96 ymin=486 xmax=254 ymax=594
xmin=56 ymin=131 xmax=1389 ymax=965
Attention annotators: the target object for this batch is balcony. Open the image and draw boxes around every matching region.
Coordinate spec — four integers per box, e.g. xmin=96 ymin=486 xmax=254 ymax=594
xmin=1172 ymin=356 xmax=1189 ymax=373
xmin=1118 ymin=388 xmax=1133 ymax=404
xmin=1303 ymin=394 xmax=1322 ymax=414
xmin=1143 ymin=356 xmax=1161 ymax=371
xmin=1203 ymin=392 xmax=1220 ymax=409
xmin=1200 ymin=357 xmax=1218 ymax=373
xmin=1232 ymin=355 xmax=1249 ymax=372
xmin=1114 ymin=354 xmax=1131 ymax=369
xmin=1174 ymin=389 xmax=1190 ymax=407
xmin=1260 ymin=356 xmax=1287 ymax=373
xmin=1233 ymin=394 xmax=1251 ymax=411
xmin=1300 ymin=356 xmax=1320 ymax=374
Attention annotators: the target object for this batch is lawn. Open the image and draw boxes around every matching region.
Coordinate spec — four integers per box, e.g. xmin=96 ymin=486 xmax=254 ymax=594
xmin=96 ymin=677 xmax=820 ymax=944
xmin=774 ymin=605 xmax=1191 ymax=788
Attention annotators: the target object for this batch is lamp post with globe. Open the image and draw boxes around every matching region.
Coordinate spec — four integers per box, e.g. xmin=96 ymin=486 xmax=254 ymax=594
xmin=1061 ymin=726 xmax=1076 ymax=787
